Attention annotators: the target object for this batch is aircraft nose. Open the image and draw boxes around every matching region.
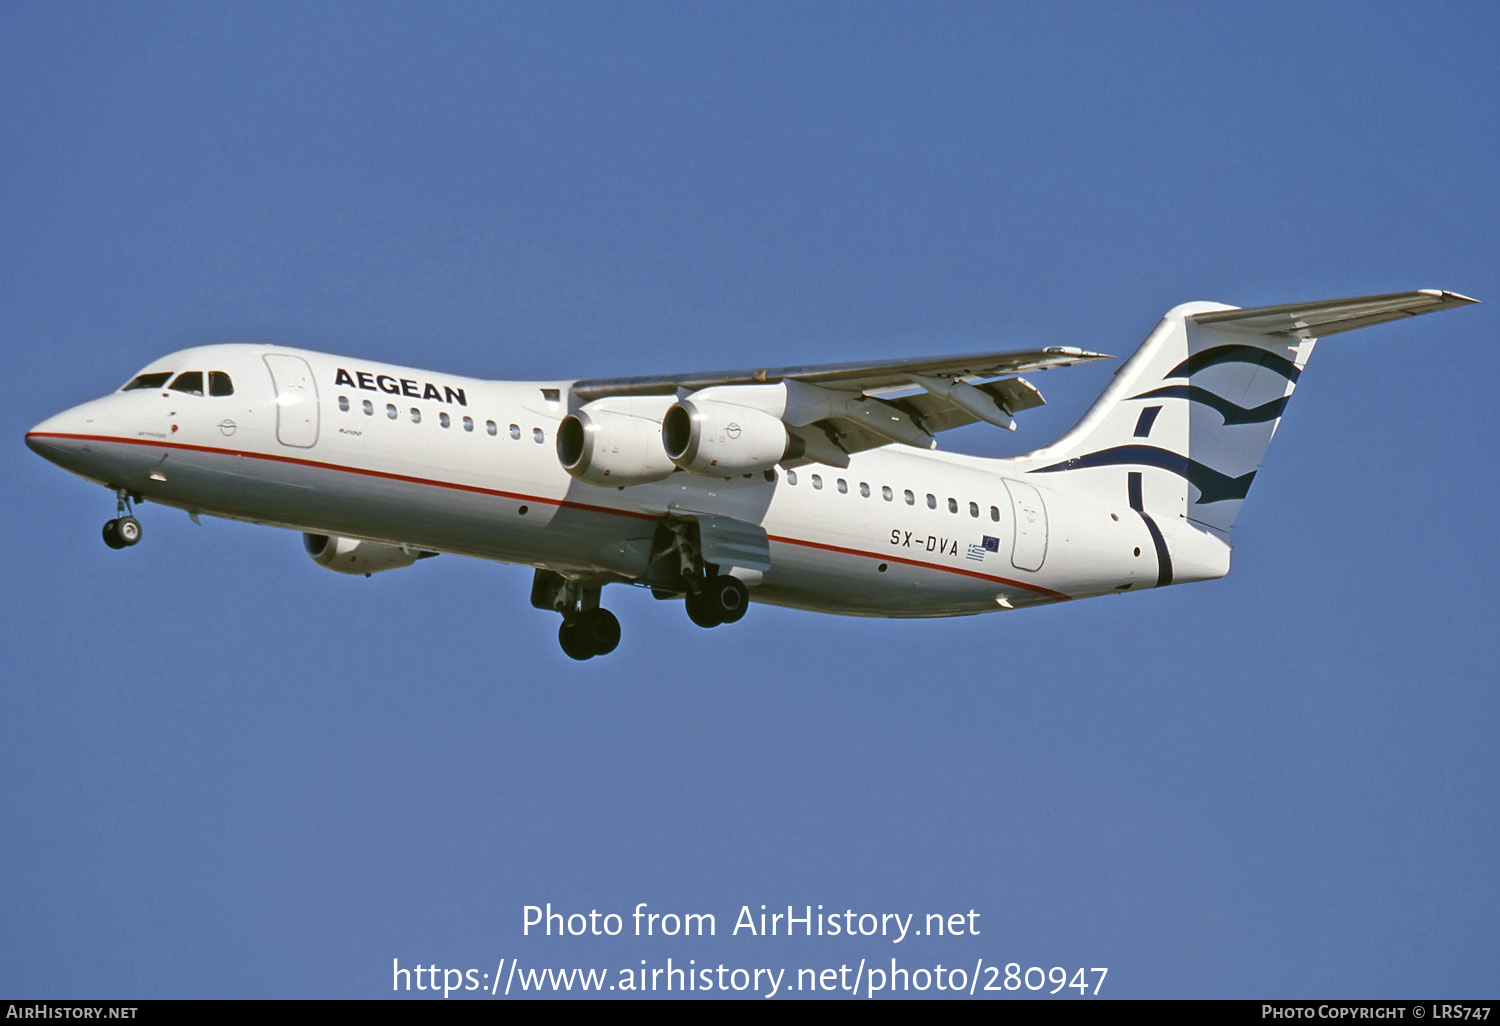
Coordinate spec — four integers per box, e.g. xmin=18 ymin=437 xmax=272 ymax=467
xmin=26 ymin=404 xmax=92 ymax=463
xmin=27 ymin=416 xmax=66 ymax=461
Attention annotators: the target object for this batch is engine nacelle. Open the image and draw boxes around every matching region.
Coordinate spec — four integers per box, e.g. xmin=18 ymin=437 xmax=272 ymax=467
xmin=303 ymin=533 xmax=427 ymax=576
xmin=556 ymin=401 xmax=677 ymax=486
xmin=662 ymin=399 xmax=795 ymax=476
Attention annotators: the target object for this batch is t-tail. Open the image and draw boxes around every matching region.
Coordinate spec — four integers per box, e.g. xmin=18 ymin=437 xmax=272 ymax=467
xmin=1007 ymin=290 xmax=1476 ymax=583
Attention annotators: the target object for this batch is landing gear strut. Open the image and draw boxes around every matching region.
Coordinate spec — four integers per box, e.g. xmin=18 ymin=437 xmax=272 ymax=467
xmin=649 ymin=519 xmax=753 ymax=630
xmin=531 ymin=571 xmax=621 ymax=661
xmin=102 ymin=488 xmax=142 ymax=550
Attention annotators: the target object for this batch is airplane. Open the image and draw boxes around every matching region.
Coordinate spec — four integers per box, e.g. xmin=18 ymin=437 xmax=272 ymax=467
xmin=25 ymin=289 xmax=1475 ymax=659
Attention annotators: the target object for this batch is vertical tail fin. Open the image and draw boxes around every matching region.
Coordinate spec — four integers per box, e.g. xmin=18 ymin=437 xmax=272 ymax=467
xmin=1013 ymin=291 xmax=1476 ymax=537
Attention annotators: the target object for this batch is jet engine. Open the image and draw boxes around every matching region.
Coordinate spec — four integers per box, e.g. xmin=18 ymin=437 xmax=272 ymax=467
xmin=556 ymin=399 xmax=677 ymax=486
xmin=303 ymin=533 xmax=431 ymax=576
xmin=661 ymin=399 xmax=797 ymax=476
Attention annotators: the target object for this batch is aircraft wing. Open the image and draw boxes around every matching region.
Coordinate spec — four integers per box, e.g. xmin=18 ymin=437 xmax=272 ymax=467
xmin=570 ymin=346 xmax=1108 ymax=400
xmin=569 ymin=346 xmax=1108 ymax=461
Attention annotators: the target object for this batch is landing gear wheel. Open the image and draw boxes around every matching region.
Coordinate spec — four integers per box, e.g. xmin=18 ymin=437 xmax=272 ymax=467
xmin=685 ymin=591 xmax=722 ymax=628
xmin=703 ymin=574 xmax=749 ymax=624
xmin=575 ymin=608 xmax=621 ymax=656
xmin=558 ymin=620 xmax=594 ymax=661
xmin=116 ymin=516 xmax=142 ymax=547
xmin=102 ymin=490 xmax=142 ymax=550
xmin=535 ymin=574 xmax=624 ymax=660
xmin=559 ymin=608 xmax=623 ymax=659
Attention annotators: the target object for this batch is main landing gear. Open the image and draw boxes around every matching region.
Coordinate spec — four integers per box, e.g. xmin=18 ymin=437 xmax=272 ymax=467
xmin=559 ymin=609 xmax=621 ymax=662
xmin=102 ymin=489 xmax=143 ymax=550
xmin=650 ymin=519 xmax=753 ymax=631
xmin=531 ymin=518 xmax=759 ymax=659
xmin=685 ymin=574 xmax=749 ymax=628
xmin=531 ymin=571 xmax=621 ymax=661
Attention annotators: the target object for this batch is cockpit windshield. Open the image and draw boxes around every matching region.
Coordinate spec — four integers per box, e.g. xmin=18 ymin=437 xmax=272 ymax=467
xmin=122 ymin=369 xmax=234 ymax=396
xmin=169 ymin=371 xmax=204 ymax=396
xmin=122 ymin=372 xmax=171 ymax=391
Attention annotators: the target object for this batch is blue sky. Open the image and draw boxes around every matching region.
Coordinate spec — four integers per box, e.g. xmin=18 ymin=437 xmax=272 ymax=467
xmin=3 ymin=1 xmax=1496 ymax=999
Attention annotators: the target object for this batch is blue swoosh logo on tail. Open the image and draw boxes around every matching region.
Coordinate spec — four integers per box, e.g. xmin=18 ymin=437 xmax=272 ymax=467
xmin=1030 ymin=445 xmax=1255 ymax=504
xmin=1166 ymin=344 xmax=1301 ymax=382
xmin=1128 ymin=385 xmax=1290 ymax=425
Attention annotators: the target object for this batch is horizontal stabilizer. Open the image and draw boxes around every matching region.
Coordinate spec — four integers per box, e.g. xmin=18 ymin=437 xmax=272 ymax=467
xmin=1193 ymin=289 xmax=1477 ymax=339
xmin=1013 ymin=286 xmax=1478 ymax=539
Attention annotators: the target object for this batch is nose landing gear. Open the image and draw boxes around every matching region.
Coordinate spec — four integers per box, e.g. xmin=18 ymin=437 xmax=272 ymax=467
xmin=102 ymin=489 xmax=143 ymax=549
xmin=103 ymin=516 xmax=141 ymax=549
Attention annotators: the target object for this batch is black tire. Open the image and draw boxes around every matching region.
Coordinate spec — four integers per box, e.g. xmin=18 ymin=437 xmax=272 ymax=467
xmin=705 ymin=574 xmax=749 ymax=624
xmin=577 ymin=608 xmax=621 ymax=656
xmin=685 ymin=591 xmax=721 ymax=628
xmin=116 ymin=516 xmax=142 ymax=546
xmin=102 ymin=519 xmax=125 ymax=549
xmin=558 ymin=621 xmax=594 ymax=661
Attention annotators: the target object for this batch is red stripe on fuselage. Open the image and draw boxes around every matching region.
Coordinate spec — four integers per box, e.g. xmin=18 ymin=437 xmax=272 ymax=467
xmin=27 ymin=431 xmax=1071 ymax=600
xmin=763 ymin=534 xmax=1069 ymax=600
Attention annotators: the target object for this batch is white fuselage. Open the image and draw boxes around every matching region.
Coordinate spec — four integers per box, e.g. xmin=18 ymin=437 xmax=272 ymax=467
xmin=26 ymin=343 xmax=1225 ymax=618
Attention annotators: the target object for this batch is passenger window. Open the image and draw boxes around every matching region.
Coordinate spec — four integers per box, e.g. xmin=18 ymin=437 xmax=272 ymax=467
xmin=463 ymin=416 xmax=474 ymax=432
xmin=990 ymin=505 xmax=1000 ymax=522
xmin=882 ymin=485 xmax=893 ymax=501
xmin=440 ymin=412 xmax=451 ymax=428
xmin=533 ymin=428 xmax=544 ymax=443
xmin=386 ymin=404 xmax=397 ymax=419
xmin=510 ymin=424 xmax=521 ymax=440
xmin=927 ymin=493 xmax=936 ymax=509
xmin=486 ymin=420 xmax=497 ymax=436
xmin=969 ymin=501 xmax=979 ymax=518
xmin=947 ymin=498 xmax=958 ymax=514
xmin=123 ymin=372 xmax=172 ymax=391
xmin=209 ymin=371 xmax=234 ymax=397
xmin=169 ymin=371 xmax=203 ymax=396
xmin=904 ymin=489 xmax=915 ymax=505
xmin=787 ymin=470 xmax=798 ymax=485
xmin=837 ymin=478 xmax=848 ymax=494
xmin=411 ymin=408 xmax=421 ymax=423
xmin=362 ymin=399 xmax=374 ymax=415
xmin=812 ymin=474 xmax=823 ymax=490
xmin=859 ymin=482 xmax=870 ymax=498
xmin=338 ymin=396 xmax=350 ymax=412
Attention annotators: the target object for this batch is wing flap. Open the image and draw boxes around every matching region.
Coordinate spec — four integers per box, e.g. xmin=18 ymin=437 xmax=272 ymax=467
xmin=983 ymin=377 xmax=1045 ymax=414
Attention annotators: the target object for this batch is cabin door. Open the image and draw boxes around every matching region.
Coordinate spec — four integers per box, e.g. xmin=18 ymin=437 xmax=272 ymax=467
xmin=263 ymin=354 xmax=320 ymax=448
xmin=1003 ymin=479 xmax=1048 ymax=572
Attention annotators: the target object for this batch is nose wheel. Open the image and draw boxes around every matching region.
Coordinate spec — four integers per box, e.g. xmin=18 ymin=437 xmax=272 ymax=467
xmin=102 ymin=489 xmax=143 ymax=549
xmin=103 ymin=516 xmax=142 ymax=549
